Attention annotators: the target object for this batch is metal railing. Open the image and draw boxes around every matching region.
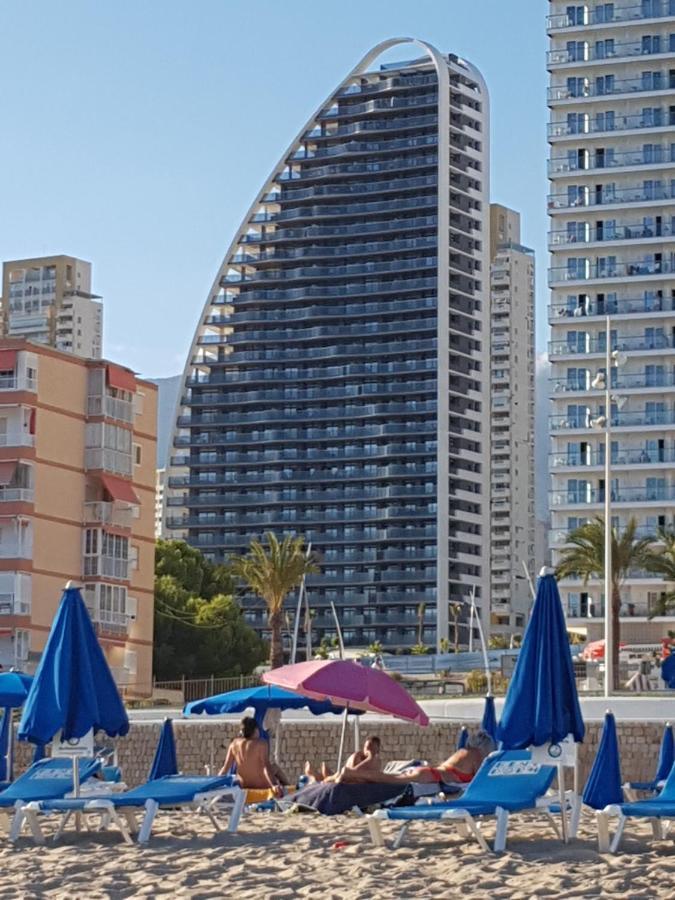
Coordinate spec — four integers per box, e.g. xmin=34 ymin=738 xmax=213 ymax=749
xmin=158 ymin=674 xmax=261 ymax=704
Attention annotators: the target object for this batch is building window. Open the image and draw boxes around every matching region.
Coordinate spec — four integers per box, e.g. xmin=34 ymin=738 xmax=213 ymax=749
xmin=133 ymin=444 xmax=142 ymax=466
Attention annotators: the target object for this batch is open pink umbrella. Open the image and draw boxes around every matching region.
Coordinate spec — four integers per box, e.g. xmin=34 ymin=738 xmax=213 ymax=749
xmin=262 ymin=659 xmax=429 ymax=726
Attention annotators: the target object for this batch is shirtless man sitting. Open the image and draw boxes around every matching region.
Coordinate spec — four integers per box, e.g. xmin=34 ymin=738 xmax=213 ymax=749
xmin=304 ymin=737 xmax=382 ymax=784
xmin=219 ymin=716 xmax=283 ymax=797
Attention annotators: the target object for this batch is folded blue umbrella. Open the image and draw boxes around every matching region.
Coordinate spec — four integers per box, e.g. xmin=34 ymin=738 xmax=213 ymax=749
xmin=498 ymin=573 xmax=585 ymax=749
xmin=18 ymin=586 xmax=129 ymax=744
xmin=656 ymin=723 xmax=675 ymax=782
xmin=481 ymin=695 xmax=498 ymax=742
xmin=149 ymin=718 xmax=178 ymax=780
xmin=0 ymin=708 xmax=11 ymax=782
xmin=582 ymin=711 xmax=623 ymax=810
xmin=456 ymin=726 xmax=468 ymax=750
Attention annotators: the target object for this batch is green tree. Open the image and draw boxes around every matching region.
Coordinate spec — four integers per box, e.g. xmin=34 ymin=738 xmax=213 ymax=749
xmin=439 ymin=637 xmax=450 ymax=654
xmin=153 ymin=540 xmax=266 ymax=680
xmin=556 ymin=516 xmax=653 ymax=690
xmin=230 ymin=532 xmax=319 ymax=669
xmin=643 ymin=527 xmax=675 ymax=614
xmin=411 ymin=643 xmax=428 ymax=655
xmin=368 ymin=640 xmax=383 ymax=656
xmin=314 ymin=638 xmax=331 ymax=660
xmin=488 ymin=634 xmax=510 ymax=650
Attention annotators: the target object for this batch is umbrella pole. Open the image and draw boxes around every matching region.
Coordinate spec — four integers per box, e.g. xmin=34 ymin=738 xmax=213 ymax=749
xmin=557 ymin=762 xmax=568 ymax=843
xmin=6 ymin=708 xmax=13 ymax=783
xmin=337 ymin=707 xmax=348 ymax=770
xmin=353 ymin=714 xmax=360 ymax=753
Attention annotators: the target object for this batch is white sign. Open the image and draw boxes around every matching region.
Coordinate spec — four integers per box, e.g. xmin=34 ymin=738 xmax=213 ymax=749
xmin=51 ymin=729 xmax=94 ymax=759
xmin=530 ymin=735 xmax=578 ymax=767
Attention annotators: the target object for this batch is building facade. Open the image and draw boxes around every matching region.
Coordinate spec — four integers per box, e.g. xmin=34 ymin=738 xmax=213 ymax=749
xmin=547 ymin=1 xmax=675 ymax=641
xmin=489 ymin=205 xmax=536 ymax=641
xmin=155 ymin=467 xmax=166 ymax=539
xmin=0 ymin=339 xmax=156 ymax=692
xmin=167 ymin=38 xmax=491 ymax=652
xmin=1 ymin=256 xmax=103 ymax=358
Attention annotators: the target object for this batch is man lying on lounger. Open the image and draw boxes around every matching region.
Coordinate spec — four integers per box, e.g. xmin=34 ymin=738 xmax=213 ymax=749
xmin=219 ymin=716 xmax=287 ymax=796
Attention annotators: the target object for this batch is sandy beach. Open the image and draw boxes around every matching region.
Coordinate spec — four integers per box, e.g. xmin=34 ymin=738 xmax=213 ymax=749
xmin=1 ymin=808 xmax=674 ymax=899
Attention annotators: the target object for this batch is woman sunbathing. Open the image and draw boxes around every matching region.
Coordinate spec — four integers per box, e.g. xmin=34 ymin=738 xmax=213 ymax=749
xmin=399 ymin=731 xmax=496 ymax=785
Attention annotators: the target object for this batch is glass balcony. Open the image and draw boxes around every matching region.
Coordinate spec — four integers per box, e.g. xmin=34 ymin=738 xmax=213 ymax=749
xmin=223 ymin=319 xmax=436 ymax=346
xmin=276 ymin=154 xmax=438 ymax=182
xmin=0 ymin=433 xmax=34 ymax=448
xmin=551 ymin=447 xmax=675 ymax=466
xmin=0 ymin=487 xmax=33 ymax=503
xmin=83 ymin=502 xmax=134 ymax=528
xmin=549 ymin=73 xmax=675 ymax=102
xmin=289 ymin=133 xmax=439 ymax=161
xmin=547 ymin=2 xmax=675 ymax=30
xmin=552 ymin=485 xmax=675 ymax=505
xmin=224 ymin=255 xmax=437 ymax=284
xmin=87 ymin=392 xmax=134 ymax=424
xmin=336 ymin=74 xmax=438 ymax=98
xmin=240 ymin=214 xmax=438 ymax=244
xmin=0 ymin=374 xmax=37 ymax=392
xmin=275 ymin=174 xmax=437 ymax=202
xmin=223 ymin=338 xmax=438 ymax=366
xmin=303 ymin=113 xmax=439 ymax=141
xmin=187 ymin=382 xmax=435 ymax=409
xmin=261 ymin=195 xmax=437 ymax=224
xmin=551 ymin=408 xmax=675 ymax=429
xmin=245 ymin=237 xmax=438 ymax=265
xmin=550 ymin=333 xmax=674 ymax=355
xmin=549 ymin=220 xmax=675 ymax=246
xmin=317 ymin=93 xmax=438 ymax=119
xmin=229 ymin=276 xmax=438 ymax=303
xmin=549 ymin=183 xmax=675 ymax=211
xmin=549 ymin=111 xmax=675 ymax=139
xmin=83 ymin=554 xmax=129 ymax=580
xmin=549 ymin=295 xmax=675 ymax=318
xmin=549 ymin=259 xmax=675 ymax=284
xmin=549 ymin=146 xmax=675 ymax=175
xmin=84 ymin=448 xmax=133 ymax=477
xmin=547 ymin=37 xmax=675 ymax=66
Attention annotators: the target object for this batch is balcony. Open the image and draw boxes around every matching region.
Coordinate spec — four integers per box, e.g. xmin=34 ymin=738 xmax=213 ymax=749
xmin=550 ymin=333 xmax=674 ymax=355
xmin=549 ymin=112 xmax=675 ymax=140
xmin=551 ymin=448 xmax=675 ymax=466
xmin=87 ymin=393 xmax=134 ymax=424
xmin=83 ymin=555 xmax=130 ymax=581
xmin=549 ymin=295 xmax=675 ymax=319
xmin=0 ymin=433 xmax=34 ymax=448
xmin=549 ymin=146 xmax=675 ymax=176
xmin=92 ymin=609 xmax=130 ymax=637
xmin=552 ymin=484 xmax=675 ymax=506
xmin=551 ymin=372 xmax=675 ymax=394
xmin=549 ymin=259 xmax=675 ymax=285
xmin=0 ymin=592 xmax=30 ymax=616
xmin=551 ymin=409 xmax=675 ymax=430
xmin=83 ymin=502 xmax=133 ymax=529
xmin=0 ymin=374 xmax=37 ymax=393
xmin=549 ymin=73 xmax=675 ymax=103
xmin=547 ymin=38 xmax=675 ymax=67
xmin=84 ymin=448 xmax=133 ymax=478
xmin=0 ymin=488 xmax=33 ymax=503
xmin=548 ymin=183 xmax=675 ymax=211
xmin=547 ymin=2 xmax=675 ymax=30
xmin=549 ymin=220 xmax=675 ymax=247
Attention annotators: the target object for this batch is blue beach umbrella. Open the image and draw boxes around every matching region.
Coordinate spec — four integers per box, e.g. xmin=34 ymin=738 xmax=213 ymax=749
xmin=582 ymin=711 xmax=623 ymax=810
xmin=184 ymin=684 xmax=351 ymax=735
xmin=456 ymin=726 xmax=468 ymax=750
xmin=0 ymin=708 xmax=11 ymax=782
xmin=497 ymin=571 xmax=585 ymax=749
xmin=481 ymin=695 xmax=498 ymax=742
xmin=0 ymin=672 xmax=33 ymax=708
xmin=149 ymin=718 xmax=178 ymax=780
xmin=656 ymin=723 xmax=675 ymax=783
xmin=18 ymin=586 xmax=129 ymax=745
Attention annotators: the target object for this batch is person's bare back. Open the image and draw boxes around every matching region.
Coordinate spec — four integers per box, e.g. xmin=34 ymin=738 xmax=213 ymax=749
xmin=229 ymin=736 xmax=273 ymax=788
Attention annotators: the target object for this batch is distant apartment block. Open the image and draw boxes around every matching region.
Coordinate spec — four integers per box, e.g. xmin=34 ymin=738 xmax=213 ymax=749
xmin=167 ymin=39 xmax=491 ymax=652
xmin=155 ymin=468 xmax=166 ymax=539
xmin=0 ymin=339 xmax=156 ymax=692
xmin=1 ymin=256 xmax=103 ymax=358
xmin=489 ymin=204 xmax=536 ymax=641
xmin=547 ymin=1 xmax=675 ymax=641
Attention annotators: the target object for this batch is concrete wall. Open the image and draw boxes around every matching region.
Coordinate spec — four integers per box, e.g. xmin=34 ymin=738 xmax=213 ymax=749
xmin=11 ymin=719 xmax=667 ymax=789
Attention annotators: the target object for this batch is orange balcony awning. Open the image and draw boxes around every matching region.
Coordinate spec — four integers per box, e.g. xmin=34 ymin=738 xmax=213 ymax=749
xmin=100 ymin=474 xmax=139 ymax=505
xmin=0 ymin=350 xmax=17 ymax=372
xmin=0 ymin=461 xmax=17 ymax=485
xmin=106 ymin=364 xmax=136 ymax=394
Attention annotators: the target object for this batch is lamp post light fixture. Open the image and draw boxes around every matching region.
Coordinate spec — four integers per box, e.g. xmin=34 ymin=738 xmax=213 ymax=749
xmin=589 ymin=315 xmax=627 ymax=697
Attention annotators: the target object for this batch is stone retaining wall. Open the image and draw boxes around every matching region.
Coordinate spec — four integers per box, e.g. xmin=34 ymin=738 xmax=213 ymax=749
xmin=9 ymin=719 xmax=663 ymax=788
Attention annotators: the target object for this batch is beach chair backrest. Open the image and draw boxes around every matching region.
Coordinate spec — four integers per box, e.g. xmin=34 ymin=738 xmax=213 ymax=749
xmin=0 ymin=756 xmax=101 ymax=801
xmin=462 ymin=750 xmax=556 ymax=805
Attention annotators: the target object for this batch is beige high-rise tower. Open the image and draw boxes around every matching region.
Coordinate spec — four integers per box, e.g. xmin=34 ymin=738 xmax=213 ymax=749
xmin=489 ymin=204 xmax=536 ymax=642
xmin=1 ymin=255 xmax=103 ymax=359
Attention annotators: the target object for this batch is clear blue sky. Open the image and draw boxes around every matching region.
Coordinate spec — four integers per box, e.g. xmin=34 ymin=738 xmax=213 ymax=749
xmin=0 ymin=0 xmax=548 ymax=378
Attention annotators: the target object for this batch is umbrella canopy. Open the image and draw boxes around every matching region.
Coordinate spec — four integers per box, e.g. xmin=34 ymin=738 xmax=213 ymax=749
xmin=149 ymin=719 xmax=178 ymax=781
xmin=481 ymin=695 xmax=498 ymax=742
xmin=0 ymin=708 xmax=11 ymax=782
xmin=0 ymin=672 xmax=33 ymax=709
xmin=497 ymin=572 xmax=585 ymax=749
xmin=582 ymin=711 xmax=623 ymax=810
xmin=263 ymin=659 xmax=429 ymax=726
xmin=656 ymin=722 xmax=675 ymax=782
xmin=581 ymin=639 xmax=626 ymax=662
xmin=184 ymin=684 xmax=351 ymax=722
xmin=18 ymin=586 xmax=129 ymax=744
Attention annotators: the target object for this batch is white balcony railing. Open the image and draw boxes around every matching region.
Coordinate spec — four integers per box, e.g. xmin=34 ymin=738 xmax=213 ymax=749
xmin=0 ymin=433 xmax=34 ymax=448
xmin=87 ymin=394 xmax=134 ymax=425
xmin=0 ymin=592 xmax=31 ymax=616
xmin=84 ymin=448 xmax=133 ymax=477
xmin=83 ymin=502 xmax=133 ymax=528
xmin=0 ymin=375 xmax=37 ymax=392
xmin=0 ymin=488 xmax=34 ymax=503
xmin=83 ymin=555 xmax=129 ymax=581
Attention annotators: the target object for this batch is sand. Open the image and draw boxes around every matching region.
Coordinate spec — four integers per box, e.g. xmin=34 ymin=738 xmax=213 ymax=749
xmin=1 ymin=809 xmax=674 ymax=899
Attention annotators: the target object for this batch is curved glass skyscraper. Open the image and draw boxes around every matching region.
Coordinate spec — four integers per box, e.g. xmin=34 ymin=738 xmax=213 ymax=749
xmin=167 ymin=38 xmax=490 ymax=652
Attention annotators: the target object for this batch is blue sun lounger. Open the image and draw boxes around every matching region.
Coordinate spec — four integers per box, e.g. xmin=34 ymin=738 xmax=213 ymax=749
xmin=598 ymin=763 xmax=675 ymax=853
xmin=15 ymin=774 xmax=245 ymax=845
xmin=0 ymin=757 xmax=102 ymax=840
xmin=367 ymin=750 xmax=558 ymax=852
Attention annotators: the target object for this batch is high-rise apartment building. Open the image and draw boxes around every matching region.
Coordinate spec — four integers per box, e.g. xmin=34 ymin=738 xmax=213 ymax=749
xmin=1 ymin=256 xmax=103 ymax=358
xmin=547 ymin=1 xmax=675 ymax=641
xmin=0 ymin=339 xmax=156 ymax=692
xmin=167 ymin=38 xmax=491 ymax=652
xmin=489 ymin=204 xmax=536 ymax=641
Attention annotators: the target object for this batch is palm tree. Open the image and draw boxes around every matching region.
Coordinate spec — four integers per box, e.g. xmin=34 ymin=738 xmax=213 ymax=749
xmin=449 ymin=602 xmax=463 ymax=654
xmin=643 ymin=527 xmax=675 ymax=613
xmin=416 ymin=602 xmax=426 ymax=646
xmin=231 ymin=533 xmax=319 ymax=669
xmin=555 ymin=516 xmax=653 ymax=689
